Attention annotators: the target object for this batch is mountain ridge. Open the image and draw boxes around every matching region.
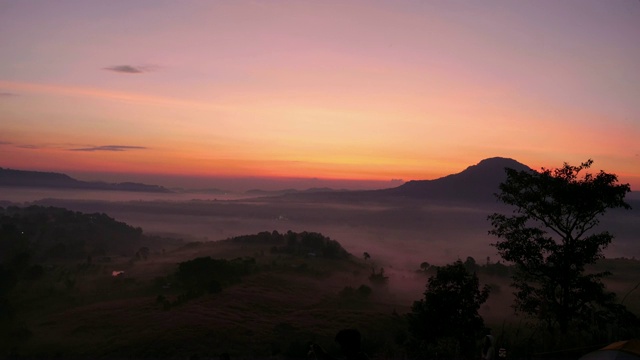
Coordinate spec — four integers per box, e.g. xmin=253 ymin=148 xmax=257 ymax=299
xmin=272 ymin=157 xmax=532 ymax=203
xmin=380 ymin=157 xmax=531 ymax=200
xmin=1 ymin=157 xmax=531 ymax=199
xmin=0 ymin=167 xmax=172 ymax=193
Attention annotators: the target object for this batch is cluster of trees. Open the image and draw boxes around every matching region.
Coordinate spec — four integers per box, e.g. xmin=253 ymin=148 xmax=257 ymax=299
xmin=227 ymin=230 xmax=349 ymax=259
xmin=157 ymin=256 xmax=257 ymax=310
xmin=339 ymin=284 xmax=373 ymax=300
xmin=489 ymin=160 xmax=636 ymax=335
xmin=0 ymin=205 xmax=181 ymax=333
xmin=407 ymin=160 xmax=638 ymax=358
xmin=0 ymin=205 xmax=146 ymax=261
xmin=274 ymin=231 xmax=349 ymax=259
xmin=407 ymin=260 xmax=490 ymax=358
xmin=419 ymin=256 xmax=511 ymax=277
xmin=176 ymin=256 xmax=256 ymax=296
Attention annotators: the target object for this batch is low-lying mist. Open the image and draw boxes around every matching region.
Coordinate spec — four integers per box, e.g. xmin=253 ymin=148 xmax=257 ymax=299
xmin=3 ymin=190 xmax=640 ymax=359
xmin=27 ymin=194 xmax=640 ymax=271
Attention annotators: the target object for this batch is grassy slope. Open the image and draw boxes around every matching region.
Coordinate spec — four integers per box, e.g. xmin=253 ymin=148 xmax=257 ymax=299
xmin=7 ymin=240 xmax=407 ymax=359
xmin=4 ymin=238 xmax=640 ymax=359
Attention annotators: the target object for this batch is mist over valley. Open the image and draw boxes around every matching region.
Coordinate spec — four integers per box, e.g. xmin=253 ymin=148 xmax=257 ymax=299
xmin=2 ymin=157 xmax=640 ymax=359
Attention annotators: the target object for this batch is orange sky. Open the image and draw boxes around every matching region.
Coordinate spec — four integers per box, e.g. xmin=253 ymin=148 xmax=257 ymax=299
xmin=1 ymin=1 xmax=639 ymax=190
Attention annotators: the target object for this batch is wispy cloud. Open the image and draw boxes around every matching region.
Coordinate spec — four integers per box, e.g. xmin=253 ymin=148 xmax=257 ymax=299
xmin=0 ymin=92 xmax=18 ymax=97
xmin=16 ymin=144 xmax=41 ymax=149
xmin=103 ymin=65 xmax=156 ymax=74
xmin=0 ymin=141 xmax=12 ymax=145
xmin=70 ymin=145 xmax=148 ymax=152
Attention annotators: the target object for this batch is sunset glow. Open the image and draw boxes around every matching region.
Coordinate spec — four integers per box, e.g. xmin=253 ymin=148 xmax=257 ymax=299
xmin=1 ymin=1 xmax=639 ymax=190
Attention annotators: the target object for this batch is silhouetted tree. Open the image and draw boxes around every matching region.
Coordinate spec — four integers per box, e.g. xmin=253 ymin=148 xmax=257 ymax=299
xmin=176 ymin=256 xmax=254 ymax=296
xmin=463 ymin=256 xmax=479 ymax=273
xmin=489 ymin=160 xmax=631 ymax=332
xmin=138 ymin=246 xmax=150 ymax=260
xmin=407 ymin=260 xmax=489 ymax=358
xmin=363 ymin=252 xmax=370 ymax=261
xmin=369 ymin=267 xmax=388 ymax=284
xmin=419 ymin=261 xmax=431 ymax=272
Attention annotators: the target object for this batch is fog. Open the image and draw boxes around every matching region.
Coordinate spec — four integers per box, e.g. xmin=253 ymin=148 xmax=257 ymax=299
xmin=0 ymin=186 xmax=255 ymax=202
xmin=3 ymin=187 xmax=639 ymax=358
xmin=11 ymin=188 xmax=640 ymax=272
xmin=65 ymin=172 xmax=404 ymax=192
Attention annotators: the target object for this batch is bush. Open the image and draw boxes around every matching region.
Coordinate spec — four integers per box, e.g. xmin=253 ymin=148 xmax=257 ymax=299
xmin=176 ymin=256 xmax=255 ymax=296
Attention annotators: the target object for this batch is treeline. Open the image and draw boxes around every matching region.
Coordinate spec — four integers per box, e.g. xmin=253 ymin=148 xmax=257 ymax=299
xmin=0 ymin=205 xmax=181 ymax=325
xmin=0 ymin=205 xmax=144 ymax=321
xmin=418 ymin=256 xmax=511 ymax=277
xmin=0 ymin=205 xmax=181 ymax=261
xmin=226 ymin=230 xmax=350 ymax=259
xmin=157 ymin=256 xmax=258 ymax=309
xmin=161 ymin=231 xmax=352 ymax=307
xmin=0 ymin=205 xmax=143 ymax=261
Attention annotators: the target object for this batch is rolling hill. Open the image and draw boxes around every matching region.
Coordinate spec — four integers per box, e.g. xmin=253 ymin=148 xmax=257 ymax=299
xmin=0 ymin=167 xmax=171 ymax=193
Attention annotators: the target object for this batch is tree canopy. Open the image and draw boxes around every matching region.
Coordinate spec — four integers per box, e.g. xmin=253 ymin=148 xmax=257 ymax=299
xmin=407 ymin=260 xmax=489 ymax=358
xmin=488 ymin=160 xmax=631 ymax=332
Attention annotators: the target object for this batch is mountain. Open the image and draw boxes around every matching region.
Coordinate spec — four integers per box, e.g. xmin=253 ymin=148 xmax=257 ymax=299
xmin=378 ymin=157 xmax=532 ymax=202
xmin=246 ymin=187 xmax=348 ymax=197
xmin=274 ymin=157 xmax=532 ymax=204
xmin=0 ymin=167 xmax=171 ymax=193
xmin=1 ymin=157 xmax=531 ymax=200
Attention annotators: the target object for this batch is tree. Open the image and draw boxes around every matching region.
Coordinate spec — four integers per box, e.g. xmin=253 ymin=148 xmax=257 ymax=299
xmin=407 ymin=260 xmax=490 ymax=358
xmin=419 ymin=261 xmax=431 ymax=272
xmin=138 ymin=246 xmax=150 ymax=260
xmin=463 ymin=256 xmax=479 ymax=273
xmin=368 ymin=267 xmax=388 ymax=284
xmin=488 ymin=160 xmax=631 ymax=332
xmin=363 ymin=252 xmax=370 ymax=261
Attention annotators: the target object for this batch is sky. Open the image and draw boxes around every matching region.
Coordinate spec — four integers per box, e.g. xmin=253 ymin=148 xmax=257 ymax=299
xmin=1 ymin=0 xmax=639 ymax=191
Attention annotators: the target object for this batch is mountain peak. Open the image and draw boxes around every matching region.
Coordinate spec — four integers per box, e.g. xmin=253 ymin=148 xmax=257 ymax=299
xmin=455 ymin=157 xmax=530 ymax=177
xmin=384 ymin=157 xmax=531 ymax=202
xmin=477 ymin=156 xmax=522 ymax=166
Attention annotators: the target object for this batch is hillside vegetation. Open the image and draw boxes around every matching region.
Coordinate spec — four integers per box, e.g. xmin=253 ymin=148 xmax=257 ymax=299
xmin=1 ymin=205 xmax=639 ymax=359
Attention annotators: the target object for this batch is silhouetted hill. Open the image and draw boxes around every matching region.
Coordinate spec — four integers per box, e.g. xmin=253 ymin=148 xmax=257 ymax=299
xmin=225 ymin=230 xmax=350 ymax=259
xmin=274 ymin=157 xmax=532 ymax=204
xmin=0 ymin=205 xmax=180 ymax=261
xmin=379 ymin=157 xmax=532 ymax=202
xmin=0 ymin=167 xmax=171 ymax=193
xmin=246 ymin=187 xmax=348 ymax=197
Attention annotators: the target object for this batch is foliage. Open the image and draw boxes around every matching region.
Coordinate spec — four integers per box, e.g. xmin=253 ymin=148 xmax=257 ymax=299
xmin=176 ymin=256 xmax=255 ymax=296
xmin=368 ymin=267 xmax=389 ymax=284
xmin=229 ymin=230 xmax=350 ymax=259
xmin=271 ymin=231 xmax=350 ymax=259
xmin=135 ymin=247 xmax=150 ymax=260
xmin=488 ymin=160 xmax=632 ymax=332
xmin=419 ymin=261 xmax=430 ymax=272
xmin=339 ymin=284 xmax=373 ymax=300
xmin=407 ymin=260 xmax=490 ymax=358
xmin=463 ymin=256 xmax=479 ymax=273
xmin=0 ymin=205 xmax=146 ymax=261
xmin=481 ymin=261 xmax=511 ymax=277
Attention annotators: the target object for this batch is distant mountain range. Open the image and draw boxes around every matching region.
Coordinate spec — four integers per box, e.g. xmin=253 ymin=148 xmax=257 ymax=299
xmin=0 ymin=157 xmax=530 ymax=199
xmin=245 ymin=187 xmax=350 ymax=196
xmin=0 ymin=168 xmax=171 ymax=193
